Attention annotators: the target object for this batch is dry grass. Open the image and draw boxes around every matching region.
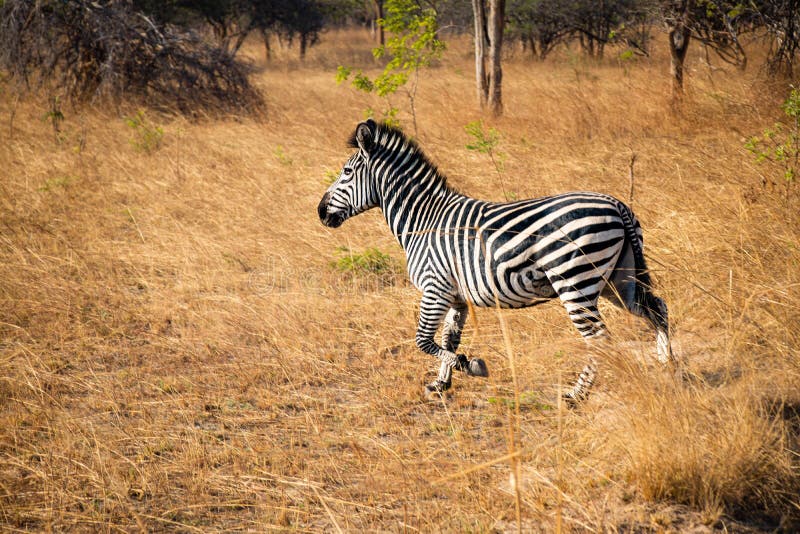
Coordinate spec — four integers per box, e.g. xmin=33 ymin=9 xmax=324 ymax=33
xmin=1 ymin=28 xmax=799 ymax=532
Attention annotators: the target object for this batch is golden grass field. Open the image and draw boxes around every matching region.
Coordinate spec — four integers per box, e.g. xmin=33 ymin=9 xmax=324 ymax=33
xmin=1 ymin=28 xmax=799 ymax=532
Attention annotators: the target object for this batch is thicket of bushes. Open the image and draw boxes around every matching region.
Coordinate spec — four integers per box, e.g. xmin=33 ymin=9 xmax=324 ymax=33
xmin=0 ymin=0 xmax=264 ymax=116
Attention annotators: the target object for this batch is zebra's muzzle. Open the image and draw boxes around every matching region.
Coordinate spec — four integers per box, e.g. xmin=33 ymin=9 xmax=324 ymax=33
xmin=317 ymin=193 xmax=345 ymax=228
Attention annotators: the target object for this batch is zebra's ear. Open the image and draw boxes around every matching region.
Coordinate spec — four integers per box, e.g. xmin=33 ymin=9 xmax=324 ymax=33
xmin=354 ymin=120 xmax=376 ymax=154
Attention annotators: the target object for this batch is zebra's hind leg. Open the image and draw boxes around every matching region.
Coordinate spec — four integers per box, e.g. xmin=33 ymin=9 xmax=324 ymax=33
xmin=643 ymin=292 xmax=673 ymax=365
xmin=621 ymin=288 xmax=674 ymax=364
xmin=561 ymin=302 xmax=607 ymax=407
xmin=563 ymin=356 xmax=598 ymax=408
xmin=638 ymin=292 xmax=685 ymax=381
xmin=620 ymin=286 xmax=687 ymax=382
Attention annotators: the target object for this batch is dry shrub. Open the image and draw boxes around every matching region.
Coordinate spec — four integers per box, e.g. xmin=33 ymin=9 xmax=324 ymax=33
xmin=592 ymin=177 xmax=800 ymax=525
xmin=611 ymin=378 xmax=796 ymax=521
xmin=0 ymin=0 xmax=263 ymax=116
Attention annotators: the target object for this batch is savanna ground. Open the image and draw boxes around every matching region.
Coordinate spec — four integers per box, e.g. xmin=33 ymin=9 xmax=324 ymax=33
xmin=1 ymin=28 xmax=799 ymax=532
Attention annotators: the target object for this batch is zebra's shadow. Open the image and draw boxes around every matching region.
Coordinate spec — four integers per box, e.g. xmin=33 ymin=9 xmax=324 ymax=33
xmin=697 ymin=365 xmax=743 ymax=387
xmin=765 ymin=399 xmax=800 ymax=439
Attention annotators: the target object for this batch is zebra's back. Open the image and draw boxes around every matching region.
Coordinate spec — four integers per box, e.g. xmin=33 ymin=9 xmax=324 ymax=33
xmin=445 ymin=192 xmax=630 ymax=309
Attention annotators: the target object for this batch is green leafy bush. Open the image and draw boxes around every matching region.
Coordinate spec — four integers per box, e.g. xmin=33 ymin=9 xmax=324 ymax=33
xmin=746 ymin=87 xmax=800 ymax=197
xmin=336 ymin=0 xmax=444 ymax=134
xmin=465 ymin=120 xmax=512 ymax=199
xmin=332 ymin=246 xmax=401 ymax=287
xmin=125 ymin=110 xmax=163 ymax=153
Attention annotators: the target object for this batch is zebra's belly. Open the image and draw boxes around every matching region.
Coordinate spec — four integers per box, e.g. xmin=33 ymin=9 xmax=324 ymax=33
xmin=507 ymin=264 xmax=557 ymax=300
xmin=459 ymin=262 xmax=557 ymax=309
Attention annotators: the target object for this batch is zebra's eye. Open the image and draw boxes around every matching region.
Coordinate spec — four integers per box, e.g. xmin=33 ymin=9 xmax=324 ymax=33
xmin=343 ymin=167 xmax=353 ymax=176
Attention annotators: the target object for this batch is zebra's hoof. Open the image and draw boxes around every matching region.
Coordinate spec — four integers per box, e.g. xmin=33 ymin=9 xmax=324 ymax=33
xmin=455 ymin=355 xmax=489 ymax=377
xmin=425 ymin=380 xmax=451 ymax=399
xmin=466 ymin=358 xmax=489 ymax=378
xmin=561 ymin=392 xmax=581 ymax=409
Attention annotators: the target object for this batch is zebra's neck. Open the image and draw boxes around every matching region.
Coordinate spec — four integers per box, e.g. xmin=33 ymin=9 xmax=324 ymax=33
xmin=371 ymin=136 xmax=462 ymax=250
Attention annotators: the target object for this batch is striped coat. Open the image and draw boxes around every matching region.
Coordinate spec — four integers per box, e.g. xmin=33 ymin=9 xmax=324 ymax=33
xmin=318 ymin=120 xmax=674 ymax=401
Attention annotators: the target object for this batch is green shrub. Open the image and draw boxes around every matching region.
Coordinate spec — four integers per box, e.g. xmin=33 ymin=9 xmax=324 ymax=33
xmin=125 ymin=110 xmax=163 ymax=153
xmin=746 ymin=86 xmax=800 ymax=198
xmin=336 ymin=0 xmax=444 ymax=135
xmin=332 ymin=247 xmax=401 ymax=286
xmin=465 ymin=120 xmax=512 ymax=200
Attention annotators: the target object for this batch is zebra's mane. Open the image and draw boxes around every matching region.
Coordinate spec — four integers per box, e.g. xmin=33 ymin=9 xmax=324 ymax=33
xmin=348 ymin=121 xmax=455 ymax=192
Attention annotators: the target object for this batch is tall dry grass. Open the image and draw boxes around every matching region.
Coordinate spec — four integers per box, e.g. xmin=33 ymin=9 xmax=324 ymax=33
xmin=1 ymin=28 xmax=798 ymax=531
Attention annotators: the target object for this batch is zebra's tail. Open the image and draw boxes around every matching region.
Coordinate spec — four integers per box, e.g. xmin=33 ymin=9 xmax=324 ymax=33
xmin=615 ymin=199 xmax=651 ymax=309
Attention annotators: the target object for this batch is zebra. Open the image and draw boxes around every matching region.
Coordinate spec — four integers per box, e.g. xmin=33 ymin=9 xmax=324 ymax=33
xmin=317 ymin=119 xmax=675 ymax=403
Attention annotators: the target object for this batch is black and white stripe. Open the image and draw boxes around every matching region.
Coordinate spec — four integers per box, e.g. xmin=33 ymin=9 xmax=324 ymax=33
xmin=318 ymin=120 xmax=674 ymax=401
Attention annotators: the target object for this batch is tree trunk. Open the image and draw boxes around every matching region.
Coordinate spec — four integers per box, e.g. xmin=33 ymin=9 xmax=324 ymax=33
xmin=669 ymin=1 xmax=693 ymax=99
xmin=373 ymin=0 xmax=385 ymax=46
xmin=261 ymin=28 xmax=271 ymax=61
xmin=669 ymin=24 xmax=691 ymax=97
xmin=471 ymin=0 xmax=488 ymax=109
xmin=487 ymin=0 xmax=505 ymax=116
xmin=231 ymin=23 xmax=254 ymax=57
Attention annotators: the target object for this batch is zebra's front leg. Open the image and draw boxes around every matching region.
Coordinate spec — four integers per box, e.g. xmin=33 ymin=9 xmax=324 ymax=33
xmin=441 ymin=304 xmax=489 ymax=379
xmin=441 ymin=304 xmax=468 ymax=352
xmin=415 ymin=292 xmax=486 ymax=398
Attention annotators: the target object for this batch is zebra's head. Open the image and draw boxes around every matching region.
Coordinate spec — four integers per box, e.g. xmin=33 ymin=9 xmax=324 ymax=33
xmin=318 ymin=120 xmax=380 ymax=228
